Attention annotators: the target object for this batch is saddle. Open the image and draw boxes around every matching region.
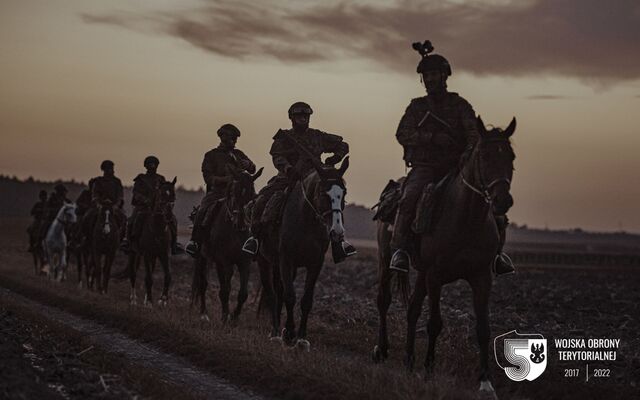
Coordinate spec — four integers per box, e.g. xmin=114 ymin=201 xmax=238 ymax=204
xmin=260 ymin=189 xmax=288 ymax=226
xmin=411 ymin=172 xmax=454 ymax=234
xmin=372 ymin=178 xmax=405 ymax=224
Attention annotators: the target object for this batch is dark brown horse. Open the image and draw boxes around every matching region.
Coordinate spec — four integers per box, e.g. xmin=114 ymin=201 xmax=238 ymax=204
xmin=260 ymin=158 xmax=349 ymax=348
xmin=384 ymin=117 xmax=515 ymax=395
xmin=191 ymin=167 xmax=263 ymax=322
xmin=90 ymin=201 xmax=121 ymax=294
xmin=129 ymin=178 xmax=176 ymax=307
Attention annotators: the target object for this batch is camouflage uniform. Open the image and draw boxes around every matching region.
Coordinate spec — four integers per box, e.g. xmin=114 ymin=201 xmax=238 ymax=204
xmin=390 ymin=92 xmax=479 ymax=250
xmin=38 ymin=187 xmax=68 ymax=242
xmin=250 ymin=128 xmax=349 ymax=233
xmin=82 ymin=174 xmax=126 ymax=239
xmin=128 ymin=171 xmax=179 ymax=249
xmin=28 ymin=192 xmax=48 ymax=250
xmin=190 ymin=145 xmax=256 ymax=242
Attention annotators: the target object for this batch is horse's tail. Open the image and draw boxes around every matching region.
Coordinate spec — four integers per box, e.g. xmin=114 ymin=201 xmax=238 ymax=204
xmin=190 ymin=257 xmax=207 ymax=308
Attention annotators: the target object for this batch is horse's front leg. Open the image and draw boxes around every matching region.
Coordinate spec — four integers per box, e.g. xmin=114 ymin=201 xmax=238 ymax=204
xmin=129 ymin=253 xmax=139 ymax=305
xmin=280 ymin=260 xmax=297 ymax=345
xmin=471 ymin=274 xmax=494 ymax=393
xmin=215 ymin=261 xmax=231 ymax=322
xmin=374 ymin=264 xmax=393 ymax=362
xmin=296 ymin=264 xmax=321 ymax=350
xmin=158 ymin=251 xmax=171 ymax=306
xmin=424 ymin=281 xmax=442 ymax=376
xmin=232 ymin=260 xmax=250 ymax=320
xmin=103 ymin=253 xmax=115 ymax=294
xmin=143 ymin=255 xmax=154 ymax=306
xmin=405 ymin=269 xmax=427 ymax=371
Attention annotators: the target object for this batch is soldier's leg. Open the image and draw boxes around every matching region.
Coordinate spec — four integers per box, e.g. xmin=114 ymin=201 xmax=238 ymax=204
xmin=390 ymin=167 xmax=436 ymax=272
xmin=494 ymin=214 xmax=515 ymax=275
xmin=186 ymin=200 xmax=209 ymax=257
xmin=168 ymin=213 xmax=182 ymax=255
xmin=242 ymin=179 xmax=285 ymax=255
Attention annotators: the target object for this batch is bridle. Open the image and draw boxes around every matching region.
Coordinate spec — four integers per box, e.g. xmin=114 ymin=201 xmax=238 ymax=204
xmin=460 ymin=140 xmax=512 ymax=205
xmin=301 ymin=176 xmax=345 ymax=228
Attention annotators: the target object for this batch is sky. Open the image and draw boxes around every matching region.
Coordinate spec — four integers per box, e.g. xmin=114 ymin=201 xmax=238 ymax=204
xmin=1 ymin=0 xmax=639 ymax=232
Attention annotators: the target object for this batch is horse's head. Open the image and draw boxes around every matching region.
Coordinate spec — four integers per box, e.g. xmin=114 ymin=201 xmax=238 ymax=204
xmin=305 ymin=157 xmax=350 ymax=241
xmin=474 ymin=116 xmax=516 ymax=215
xmin=226 ymin=166 xmax=263 ymax=229
xmin=59 ymin=202 xmax=78 ymax=225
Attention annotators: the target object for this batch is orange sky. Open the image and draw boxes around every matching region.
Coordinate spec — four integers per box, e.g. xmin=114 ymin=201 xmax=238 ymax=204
xmin=1 ymin=0 xmax=639 ymax=232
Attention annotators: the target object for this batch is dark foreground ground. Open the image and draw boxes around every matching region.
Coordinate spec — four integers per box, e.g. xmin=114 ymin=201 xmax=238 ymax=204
xmin=1 ymin=217 xmax=638 ymax=400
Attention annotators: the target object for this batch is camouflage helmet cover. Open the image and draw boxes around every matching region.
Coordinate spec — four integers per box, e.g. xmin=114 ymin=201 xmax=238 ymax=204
xmin=100 ymin=160 xmax=114 ymax=171
xmin=217 ymin=123 xmax=241 ymax=138
xmin=288 ymin=101 xmax=313 ymax=117
xmin=144 ymin=155 xmax=160 ymax=167
xmin=413 ymin=40 xmax=452 ymax=76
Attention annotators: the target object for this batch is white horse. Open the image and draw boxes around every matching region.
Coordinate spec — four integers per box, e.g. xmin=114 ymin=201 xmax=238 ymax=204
xmin=43 ymin=202 xmax=77 ymax=281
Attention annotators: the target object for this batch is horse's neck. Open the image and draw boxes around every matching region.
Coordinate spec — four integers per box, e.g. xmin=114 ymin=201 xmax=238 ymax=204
xmin=298 ymin=177 xmax=323 ymax=229
xmin=446 ymin=152 xmax=490 ymax=229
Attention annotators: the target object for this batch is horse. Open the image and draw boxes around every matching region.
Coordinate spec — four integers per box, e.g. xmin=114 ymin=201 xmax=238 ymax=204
xmin=395 ymin=117 xmax=516 ymax=394
xmin=260 ymin=157 xmax=350 ymax=348
xmin=90 ymin=200 xmax=122 ymax=294
xmin=129 ymin=178 xmax=176 ymax=307
xmin=42 ymin=202 xmax=77 ymax=282
xmin=191 ymin=167 xmax=263 ymax=322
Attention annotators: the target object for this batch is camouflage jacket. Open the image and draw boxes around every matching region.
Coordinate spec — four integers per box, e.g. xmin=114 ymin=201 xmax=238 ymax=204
xmin=202 ymin=146 xmax=256 ymax=193
xmin=270 ymin=128 xmax=348 ymax=175
xmin=30 ymin=200 xmax=47 ymax=221
xmin=90 ymin=175 xmax=124 ymax=206
xmin=132 ymin=172 xmax=166 ymax=208
xmin=396 ymin=92 xmax=479 ymax=168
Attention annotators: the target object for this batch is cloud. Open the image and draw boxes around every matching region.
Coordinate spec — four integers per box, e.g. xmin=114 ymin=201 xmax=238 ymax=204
xmin=82 ymin=0 xmax=640 ymax=84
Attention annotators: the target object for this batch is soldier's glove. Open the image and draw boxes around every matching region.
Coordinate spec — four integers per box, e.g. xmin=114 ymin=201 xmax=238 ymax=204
xmin=238 ymin=159 xmax=252 ymax=171
xmin=324 ymin=155 xmax=342 ymax=167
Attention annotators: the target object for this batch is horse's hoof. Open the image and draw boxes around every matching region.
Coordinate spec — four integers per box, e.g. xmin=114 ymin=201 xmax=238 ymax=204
xmin=158 ymin=298 xmax=168 ymax=307
xmin=199 ymin=314 xmax=210 ymax=323
xmin=404 ymin=354 xmax=415 ymax=372
xmin=372 ymin=345 xmax=387 ymax=363
xmin=295 ymin=339 xmax=311 ymax=352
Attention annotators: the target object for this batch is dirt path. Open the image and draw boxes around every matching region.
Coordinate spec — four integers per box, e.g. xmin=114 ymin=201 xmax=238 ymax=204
xmin=0 ymin=287 xmax=263 ymax=400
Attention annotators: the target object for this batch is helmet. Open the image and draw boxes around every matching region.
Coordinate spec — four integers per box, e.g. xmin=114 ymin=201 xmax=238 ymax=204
xmin=39 ymin=190 xmax=47 ymax=199
xmin=100 ymin=160 xmax=114 ymax=171
xmin=413 ymin=41 xmax=452 ymax=76
xmin=217 ymin=123 xmax=241 ymax=138
xmin=288 ymin=102 xmax=313 ymax=118
xmin=54 ymin=184 xmax=67 ymax=194
xmin=144 ymin=155 xmax=159 ymax=167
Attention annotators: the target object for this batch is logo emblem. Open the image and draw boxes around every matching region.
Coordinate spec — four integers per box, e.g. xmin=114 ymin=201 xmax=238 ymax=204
xmin=494 ymin=330 xmax=547 ymax=381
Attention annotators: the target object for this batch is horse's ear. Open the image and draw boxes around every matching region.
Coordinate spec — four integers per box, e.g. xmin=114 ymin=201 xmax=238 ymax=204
xmin=338 ymin=156 xmax=350 ymax=177
xmin=504 ymin=117 xmax=516 ymax=137
xmin=172 ymin=176 xmax=177 ymax=185
xmin=476 ymin=116 xmax=487 ymax=136
xmin=252 ymin=167 xmax=264 ymax=181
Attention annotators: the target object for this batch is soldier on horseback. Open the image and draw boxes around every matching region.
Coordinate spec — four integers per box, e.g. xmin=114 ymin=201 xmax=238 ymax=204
xmin=27 ymin=190 xmax=48 ymax=252
xmin=241 ymin=101 xmax=356 ymax=259
xmin=185 ymin=124 xmax=256 ymax=257
xmin=37 ymin=184 xmax=69 ymax=245
xmin=123 ymin=156 xmax=182 ymax=254
xmin=79 ymin=160 xmax=126 ymax=246
xmin=389 ymin=41 xmax=514 ymax=275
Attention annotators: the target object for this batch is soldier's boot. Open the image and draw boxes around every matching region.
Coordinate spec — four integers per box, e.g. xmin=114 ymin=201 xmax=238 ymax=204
xmin=494 ymin=215 xmax=515 ymax=276
xmin=186 ymin=224 xmax=202 ymax=258
xmin=389 ymin=211 xmax=413 ymax=273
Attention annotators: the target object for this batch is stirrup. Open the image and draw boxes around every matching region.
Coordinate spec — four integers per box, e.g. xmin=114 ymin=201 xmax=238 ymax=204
xmin=341 ymin=241 xmax=357 ymax=257
xmin=242 ymin=237 xmax=259 ymax=255
xmin=389 ymin=249 xmax=411 ymax=273
xmin=493 ymin=253 xmax=515 ymax=276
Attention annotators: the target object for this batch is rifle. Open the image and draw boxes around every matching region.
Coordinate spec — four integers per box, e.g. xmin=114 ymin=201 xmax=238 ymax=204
xmin=274 ymin=129 xmax=326 ymax=172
